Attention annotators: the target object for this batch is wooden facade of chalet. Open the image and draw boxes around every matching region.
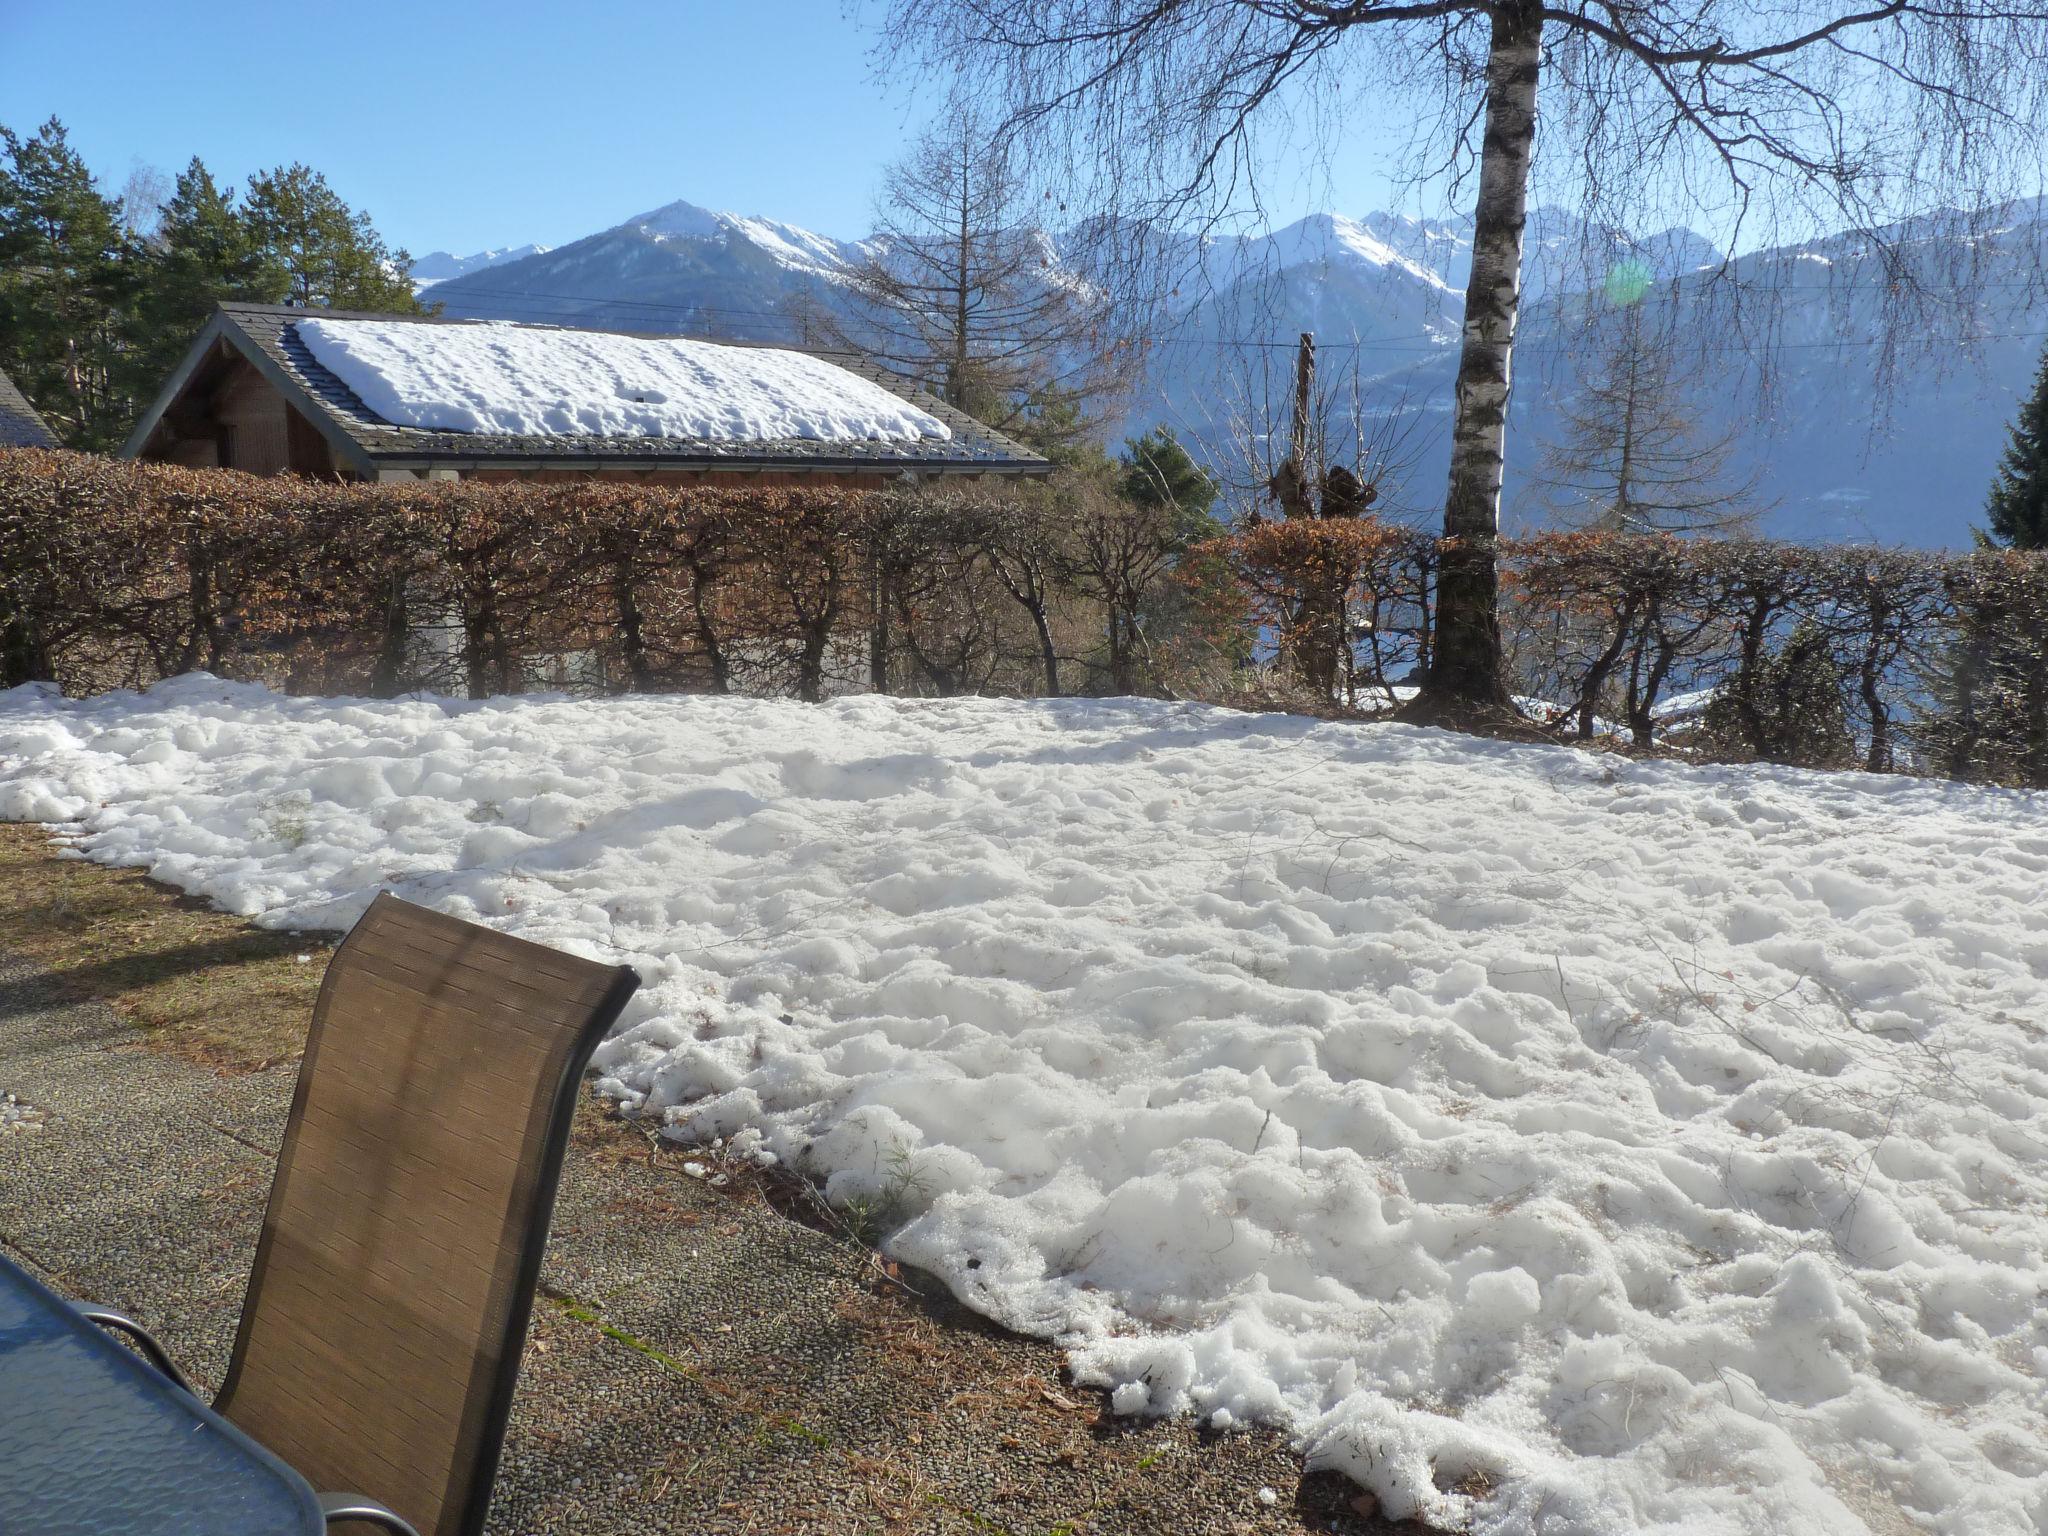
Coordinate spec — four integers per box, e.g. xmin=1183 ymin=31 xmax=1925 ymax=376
xmin=121 ymin=303 xmax=1050 ymax=486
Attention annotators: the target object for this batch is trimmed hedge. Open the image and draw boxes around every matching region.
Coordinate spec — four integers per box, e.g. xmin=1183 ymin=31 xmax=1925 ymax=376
xmin=5 ymin=450 xmax=2045 ymax=785
xmin=1198 ymin=517 xmax=2048 ymax=781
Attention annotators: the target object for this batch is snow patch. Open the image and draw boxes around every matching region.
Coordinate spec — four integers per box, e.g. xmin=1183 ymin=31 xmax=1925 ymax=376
xmin=410 ymin=244 xmax=551 ymax=291
xmin=1256 ymin=213 xmax=1464 ymax=296
xmin=4 ymin=678 xmax=2046 ymax=1536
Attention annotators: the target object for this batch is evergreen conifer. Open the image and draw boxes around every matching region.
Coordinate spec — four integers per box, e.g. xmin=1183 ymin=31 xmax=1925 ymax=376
xmin=243 ymin=164 xmax=422 ymax=313
xmin=1985 ymin=343 xmax=2048 ymax=550
xmin=0 ymin=119 xmax=136 ymax=446
xmin=126 ymin=158 xmax=288 ymax=397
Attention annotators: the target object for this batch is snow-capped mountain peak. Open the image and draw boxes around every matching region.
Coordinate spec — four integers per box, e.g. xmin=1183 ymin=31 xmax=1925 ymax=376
xmin=628 ymin=200 xmax=860 ymax=279
xmin=1269 ymin=212 xmax=1463 ymax=295
xmin=629 ymin=198 xmax=728 ymax=241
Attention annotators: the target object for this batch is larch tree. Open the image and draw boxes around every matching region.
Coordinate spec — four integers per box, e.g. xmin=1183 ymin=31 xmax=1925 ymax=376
xmin=880 ymin=0 xmax=2048 ymax=723
xmin=832 ymin=102 xmax=1127 ymax=437
xmin=1533 ymin=293 xmax=1760 ymax=535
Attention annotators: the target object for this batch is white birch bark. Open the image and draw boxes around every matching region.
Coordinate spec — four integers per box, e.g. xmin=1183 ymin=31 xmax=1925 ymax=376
xmin=1420 ymin=0 xmax=1542 ymax=713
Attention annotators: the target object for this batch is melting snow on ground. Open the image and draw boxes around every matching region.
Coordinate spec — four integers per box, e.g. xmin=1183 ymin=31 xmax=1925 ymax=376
xmin=295 ymin=317 xmax=951 ymax=443
xmin=3 ymin=678 xmax=2045 ymax=1536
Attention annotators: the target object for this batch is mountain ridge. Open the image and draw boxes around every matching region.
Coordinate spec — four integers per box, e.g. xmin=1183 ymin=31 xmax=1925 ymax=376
xmin=415 ymin=198 xmax=2047 ymax=548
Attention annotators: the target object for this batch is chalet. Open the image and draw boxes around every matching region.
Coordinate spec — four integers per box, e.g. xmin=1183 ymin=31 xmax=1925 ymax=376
xmin=122 ymin=303 xmax=1049 ymax=486
xmin=0 ymin=367 xmax=57 ymax=449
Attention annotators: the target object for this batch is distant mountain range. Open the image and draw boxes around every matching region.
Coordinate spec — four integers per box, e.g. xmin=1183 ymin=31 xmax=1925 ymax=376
xmin=414 ymin=198 xmax=2048 ymax=548
xmin=409 ymin=244 xmax=552 ymax=288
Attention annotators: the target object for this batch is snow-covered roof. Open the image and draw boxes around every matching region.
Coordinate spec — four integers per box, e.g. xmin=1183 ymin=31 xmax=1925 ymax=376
xmin=120 ymin=304 xmax=1049 ymax=479
xmin=296 ymin=318 xmax=951 ymax=445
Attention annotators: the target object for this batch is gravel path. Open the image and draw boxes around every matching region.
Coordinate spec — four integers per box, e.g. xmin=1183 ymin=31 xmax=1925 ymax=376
xmin=0 ymin=948 xmax=1415 ymax=1536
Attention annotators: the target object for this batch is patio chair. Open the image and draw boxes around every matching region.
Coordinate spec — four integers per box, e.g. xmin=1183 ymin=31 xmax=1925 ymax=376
xmin=80 ymin=893 xmax=640 ymax=1536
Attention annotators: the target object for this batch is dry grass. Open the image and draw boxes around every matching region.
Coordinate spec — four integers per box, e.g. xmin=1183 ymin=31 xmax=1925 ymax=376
xmin=0 ymin=823 xmax=331 ymax=1070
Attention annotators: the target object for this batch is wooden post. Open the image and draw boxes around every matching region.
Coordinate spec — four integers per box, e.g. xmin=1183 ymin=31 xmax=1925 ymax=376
xmin=1290 ymin=331 xmax=1315 ymax=471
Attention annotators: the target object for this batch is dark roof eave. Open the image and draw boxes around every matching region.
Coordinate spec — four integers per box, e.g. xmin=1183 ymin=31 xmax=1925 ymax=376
xmin=372 ymin=452 xmax=1051 ymax=478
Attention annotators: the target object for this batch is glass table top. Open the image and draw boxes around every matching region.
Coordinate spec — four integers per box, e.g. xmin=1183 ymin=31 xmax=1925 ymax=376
xmin=0 ymin=1253 xmax=322 ymax=1536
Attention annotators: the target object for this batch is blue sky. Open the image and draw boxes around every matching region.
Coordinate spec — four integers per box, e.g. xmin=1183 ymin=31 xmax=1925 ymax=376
xmin=2 ymin=0 xmax=1413 ymax=257
xmin=1 ymin=1 xmax=1422 ymax=256
xmin=0 ymin=2 xmax=938 ymax=254
xmin=6 ymin=4 xmax=2038 ymax=266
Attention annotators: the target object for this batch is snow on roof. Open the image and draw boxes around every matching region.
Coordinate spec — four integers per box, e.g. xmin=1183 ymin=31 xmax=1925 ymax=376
xmin=295 ymin=317 xmax=951 ymax=444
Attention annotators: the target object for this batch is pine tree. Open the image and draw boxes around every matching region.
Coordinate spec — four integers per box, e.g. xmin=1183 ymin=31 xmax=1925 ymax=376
xmin=1985 ymin=342 xmax=2048 ymax=550
xmin=1930 ymin=342 xmax=2048 ymax=783
xmin=1702 ymin=619 xmax=1855 ymax=767
xmin=1120 ymin=426 xmax=1218 ymax=533
xmin=243 ymin=165 xmax=422 ymax=313
xmin=0 ymin=118 xmax=138 ymax=447
xmin=125 ymin=158 xmax=288 ymax=399
xmin=1917 ymin=556 xmax=2048 ymax=786
xmin=1013 ymin=383 xmax=1099 ymax=467
xmin=1113 ymin=426 xmax=1235 ymax=688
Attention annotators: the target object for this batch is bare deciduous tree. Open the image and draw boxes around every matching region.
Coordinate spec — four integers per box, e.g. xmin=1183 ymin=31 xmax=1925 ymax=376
xmin=879 ymin=0 xmax=2048 ymax=722
xmin=1532 ymin=294 xmax=1762 ymax=535
xmin=1058 ymin=473 xmax=1187 ymax=694
xmin=831 ymin=102 xmax=1129 ymax=437
xmin=980 ymin=489 xmax=1072 ymax=694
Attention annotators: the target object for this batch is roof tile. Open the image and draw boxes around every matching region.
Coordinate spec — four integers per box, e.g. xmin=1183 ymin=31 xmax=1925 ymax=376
xmin=0 ymin=368 xmax=57 ymax=450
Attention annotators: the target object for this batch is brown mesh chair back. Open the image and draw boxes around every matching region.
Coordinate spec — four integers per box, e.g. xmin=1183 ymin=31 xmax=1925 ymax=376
xmin=214 ymin=893 xmax=640 ymax=1536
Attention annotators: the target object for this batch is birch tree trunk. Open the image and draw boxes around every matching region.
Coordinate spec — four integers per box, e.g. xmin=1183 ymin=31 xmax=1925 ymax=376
xmin=370 ymin=573 xmax=410 ymax=698
xmin=869 ymin=547 xmax=892 ymax=693
xmin=1858 ymin=594 xmax=1891 ymax=772
xmin=612 ymin=559 xmax=653 ymax=694
xmin=1419 ymin=0 xmax=1542 ymax=715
